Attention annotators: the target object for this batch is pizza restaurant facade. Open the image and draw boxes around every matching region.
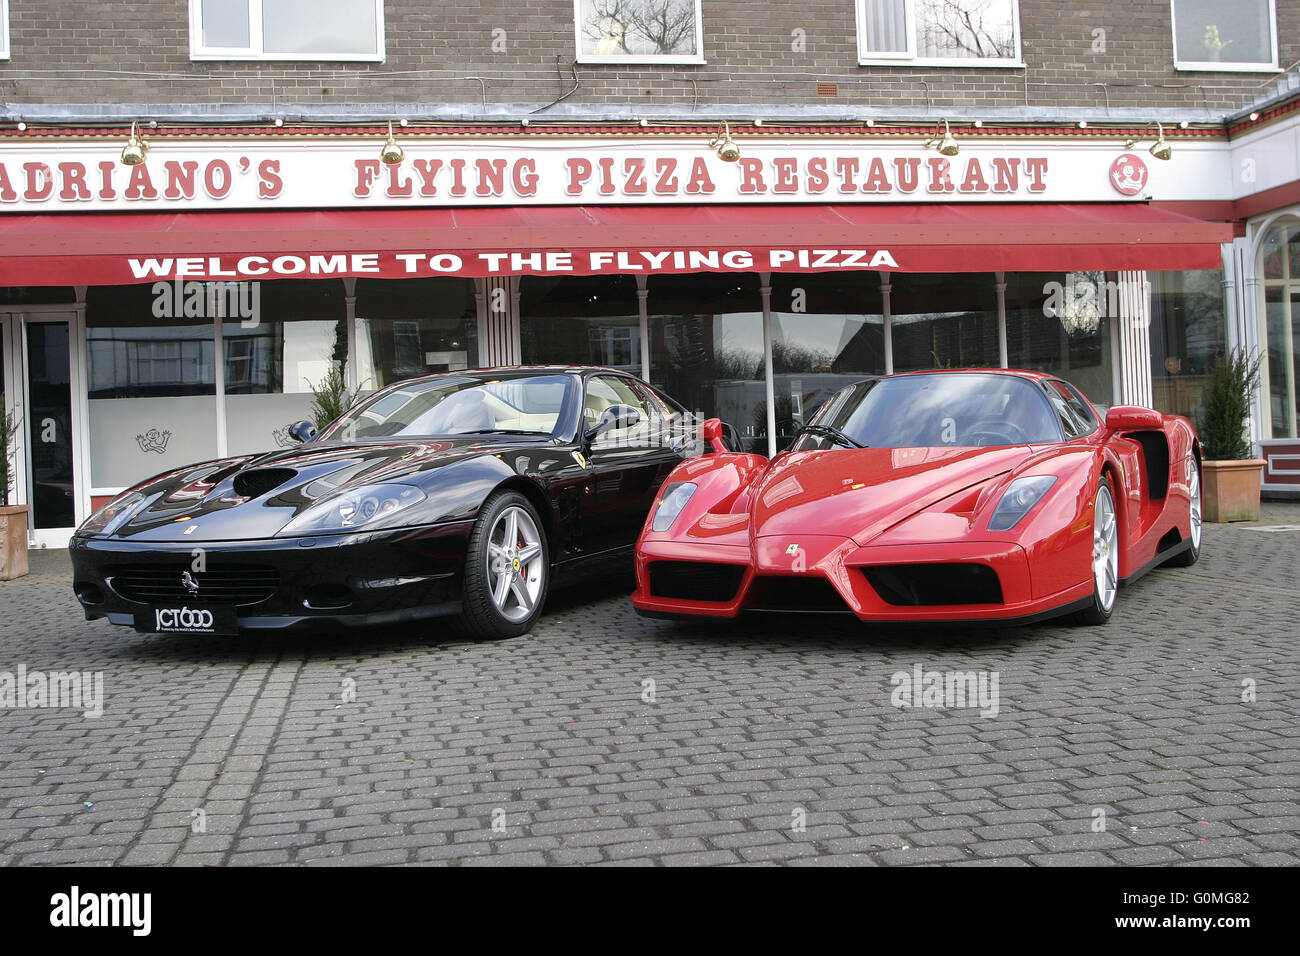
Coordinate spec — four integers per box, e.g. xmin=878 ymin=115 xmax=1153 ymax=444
xmin=1 ymin=119 xmax=1289 ymax=548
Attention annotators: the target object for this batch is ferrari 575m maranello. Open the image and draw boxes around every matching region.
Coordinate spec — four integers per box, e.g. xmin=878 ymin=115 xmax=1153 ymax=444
xmin=71 ymin=366 xmax=695 ymax=639
xmin=632 ymin=369 xmax=1203 ymax=626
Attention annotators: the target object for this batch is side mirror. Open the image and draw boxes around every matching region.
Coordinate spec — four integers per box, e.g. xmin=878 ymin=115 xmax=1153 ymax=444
xmin=287 ymin=420 xmax=318 ymax=443
xmin=1105 ymin=405 xmax=1163 ymax=432
xmin=584 ymin=404 xmax=641 ymax=443
xmin=701 ymin=417 xmax=731 ymax=454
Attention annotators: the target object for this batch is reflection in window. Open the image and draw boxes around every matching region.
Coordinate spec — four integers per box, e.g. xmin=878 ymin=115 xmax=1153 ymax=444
xmin=85 ymin=284 xmax=218 ymax=488
xmin=520 ymin=275 xmax=641 ymax=373
xmin=1149 ymin=270 xmax=1228 ymax=422
xmin=1003 ymin=272 xmax=1115 ymax=407
xmin=859 ymin=0 xmax=1021 ymax=63
xmin=576 ymin=0 xmax=702 ymax=61
xmin=648 ymin=273 xmax=766 ymax=453
xmin=354 ymin=278 xmax=478 ymax=392
xmin=769 ymin=272 xmax=885 ymax=449
xmin=223 ymin=280 xmax=345 ymax=455
xmin=1172 ymin=0 xmax=1276 ymax=70
xmin=889 ymin=273 xmax=1000 ymax=373
xmin=1259 ymin=226 xmax=1300 ymax=438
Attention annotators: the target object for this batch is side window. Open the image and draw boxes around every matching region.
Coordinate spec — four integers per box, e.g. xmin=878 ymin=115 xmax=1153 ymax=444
xmin=1044 ymin=381 xmax=1097 ymax=439
xmin=584 ymin=375 xmax=655 ymax=450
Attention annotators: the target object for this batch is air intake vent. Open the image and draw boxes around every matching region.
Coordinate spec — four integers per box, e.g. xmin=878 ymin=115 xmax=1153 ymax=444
xmin=232 ymin=468 xmax=297 ymax=499
xmin=862 ymin=564 xmax=1003 ymax=606
xmin=648 ymin=561 xmax=745 ymax=602
xmin=751 ymin=576 xmax=849 ymax=612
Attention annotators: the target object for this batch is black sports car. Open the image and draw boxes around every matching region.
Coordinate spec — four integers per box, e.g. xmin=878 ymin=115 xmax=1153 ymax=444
xmin=70 ymin=366 xmax=699 ymax=639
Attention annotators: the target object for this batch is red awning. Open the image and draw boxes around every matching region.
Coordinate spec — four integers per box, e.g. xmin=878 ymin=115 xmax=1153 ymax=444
xmin=0 ymin=203 xmax=1230 ymax=286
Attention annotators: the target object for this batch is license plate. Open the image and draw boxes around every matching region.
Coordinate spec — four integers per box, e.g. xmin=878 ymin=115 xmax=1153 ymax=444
xmin=135 ymin=605 xmax=240 ymax=636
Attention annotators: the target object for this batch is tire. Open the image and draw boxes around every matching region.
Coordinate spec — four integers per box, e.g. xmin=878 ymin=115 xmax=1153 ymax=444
xmin=1165 ymin=462 xmax=1202 ymax=568
xmin=459 ymin=491 xmax=550 ymax=640
xmin=1074 ymin=475 xmax=1119 ymax=626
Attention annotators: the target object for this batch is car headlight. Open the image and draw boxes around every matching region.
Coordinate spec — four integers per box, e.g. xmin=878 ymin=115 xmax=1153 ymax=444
xmin=651 ymin=482 xmax=697 ymax=532
xmin=278 ymin=482 xmax=427 ymax=536
xmin=989 ymin=476 xmax=1057 ymax=531
xmin=77 ymin=491 xmax=148 ymax=536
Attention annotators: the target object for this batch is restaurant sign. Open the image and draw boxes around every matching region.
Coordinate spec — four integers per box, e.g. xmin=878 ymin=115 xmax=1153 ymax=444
xmin=0 ymin=137 xmax=1208 ymax=212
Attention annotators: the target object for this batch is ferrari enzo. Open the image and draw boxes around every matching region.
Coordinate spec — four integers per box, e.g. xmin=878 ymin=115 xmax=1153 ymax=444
xmin=632 ymin=369 xmax=1202 ymax=626
xmin=71 ymin=366 xmax=694 ymax=639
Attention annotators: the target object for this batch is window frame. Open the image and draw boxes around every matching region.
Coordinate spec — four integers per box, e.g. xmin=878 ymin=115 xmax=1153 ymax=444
xmin=1171 ymin=0 xmax=1278 ymax=73
xmin=188 ymin=0 xmax=386 ymax=63
xmin=855 ymin=0 xmax=1024 ymax=68
xmin=0 ymin=0 xmax=10 ymax=61
xmin=573 ymin=0 xmax=706 ymax=66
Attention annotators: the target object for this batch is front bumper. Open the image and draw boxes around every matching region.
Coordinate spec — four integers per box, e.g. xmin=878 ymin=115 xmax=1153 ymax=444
xmin=631 ymin=535 xmax=1093 ymax=625
xmin=70 ymin=520 xmax=475 ymax=632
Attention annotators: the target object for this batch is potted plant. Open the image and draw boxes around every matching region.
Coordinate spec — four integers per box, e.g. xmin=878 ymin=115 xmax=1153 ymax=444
xmin=0 ymin=409 xmax=29 ymax=580
xmin=1198 ymin=349 xmax=1266 ymax=522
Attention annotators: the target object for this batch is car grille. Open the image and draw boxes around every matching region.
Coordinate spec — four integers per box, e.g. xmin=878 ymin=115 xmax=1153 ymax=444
xmin=647 ymin=561 xmax=745 ymax=602
xmin=750 ymin=575 xmax=850 ymax=612
xmin=862 ymin=563 xmax=1003 ymax=606
xmin=107 ymin=565 xmax=280 ymax=607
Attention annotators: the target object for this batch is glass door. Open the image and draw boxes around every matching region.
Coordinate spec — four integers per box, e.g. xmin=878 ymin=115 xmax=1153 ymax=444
xmin=2 ymin=311 xmax=84 ymax=548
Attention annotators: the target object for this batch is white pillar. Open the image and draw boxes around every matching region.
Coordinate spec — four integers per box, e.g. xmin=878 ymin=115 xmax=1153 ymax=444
xmin=342 ymin=276 xmax=358 ymax=391
xmin=760 ymin=273 xmax=777 ymax=458
xmin=1117 ymin=270 xmax=1154 ymax=407
xmin=995 ymin=271 xmax=1008 ymax=369
xmin=881 ymin=274 xmax=894 ymax=375
xmin=636 ymin=274 xmax=650 ymax=381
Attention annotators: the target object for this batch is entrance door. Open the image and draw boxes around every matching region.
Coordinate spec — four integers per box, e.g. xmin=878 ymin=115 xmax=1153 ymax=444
xmin=2 ymin=311 xmax=85 ymax=548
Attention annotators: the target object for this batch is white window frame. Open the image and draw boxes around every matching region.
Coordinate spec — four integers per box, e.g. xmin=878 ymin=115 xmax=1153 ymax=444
xmin=855 ymin=0 xmax=1024 ymax=68
xmin=573 ymin=0 xmax=705 ymax=65
xmin=1171 ymin=0 xmax=1278 ymax=73
xmin=188 ymin=0 xmax=385 ymax=62
xmin=0 ymin=0 xmax=10 ymax=61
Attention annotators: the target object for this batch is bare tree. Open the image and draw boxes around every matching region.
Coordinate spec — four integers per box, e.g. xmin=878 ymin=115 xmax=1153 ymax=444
xmin=917 ymin=0 xmax=1015 ymax=59
xmin=581 ymin=0 xmax=697 ymax=56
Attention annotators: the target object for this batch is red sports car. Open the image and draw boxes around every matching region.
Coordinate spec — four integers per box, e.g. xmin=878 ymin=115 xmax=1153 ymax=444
xmin=631 ymin=369 xmax=1202 ymax=626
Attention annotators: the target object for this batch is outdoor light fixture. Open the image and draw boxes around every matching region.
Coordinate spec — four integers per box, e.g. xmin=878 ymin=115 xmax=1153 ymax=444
xmin=923 ymin=119 xmax=959 ymax=157
xmin=1125 ymin=121 xmax=1172 ymax=161
xmin=120 ymin=121 xmax=148 ymax=166
xmin=380 ymin=121 xmax=404 ymax=166
xmin=709 ymin=122 xmax=741 ymax=162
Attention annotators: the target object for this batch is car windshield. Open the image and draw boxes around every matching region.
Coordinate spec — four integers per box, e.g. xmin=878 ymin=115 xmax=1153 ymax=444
xmin=797 ymin=373 xmax=1064 ymax=449
xmin=320 ymin=374 xmax=574 ymax=439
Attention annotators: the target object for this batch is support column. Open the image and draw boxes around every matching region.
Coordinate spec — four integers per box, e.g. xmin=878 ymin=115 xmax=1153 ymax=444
xmin=636 ymin=274 xmax=650 ymax=381
xmin=995 ymin=271 xmax=1008 ymax=369
xmin=881 ymin=274 xmax=894 ymax=375
xmin=477 ymin=276 xmax=518 ymax=367
xmin=760 ymin=273 xmax=777 ymax=458
xmin=342 ymin=276 xmax=358 ymax=391
xmin=1117 ymin=270 xmax=1153 ymax=407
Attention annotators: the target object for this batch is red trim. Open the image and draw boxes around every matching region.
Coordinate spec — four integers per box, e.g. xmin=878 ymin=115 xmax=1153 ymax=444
xmin=0 ymin=202 xmax=1232 ymax=285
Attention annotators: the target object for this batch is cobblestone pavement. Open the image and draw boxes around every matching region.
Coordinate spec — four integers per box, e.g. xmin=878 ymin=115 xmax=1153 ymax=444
xmin=2 ymin=504 xmax=1298 ymax=867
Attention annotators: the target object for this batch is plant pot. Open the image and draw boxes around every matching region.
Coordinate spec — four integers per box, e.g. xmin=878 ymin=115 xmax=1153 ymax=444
xmin=1202 ymin=459 xmax=1265 ymax=523
xmin=0 ymin=504 xmax=29 ymax=580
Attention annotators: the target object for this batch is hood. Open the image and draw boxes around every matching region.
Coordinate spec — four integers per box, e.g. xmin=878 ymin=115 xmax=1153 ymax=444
xmin=750 ymin=445 xmax=1033 ymax=545
xmin=91 ymin=435 xmax=544 ymax=542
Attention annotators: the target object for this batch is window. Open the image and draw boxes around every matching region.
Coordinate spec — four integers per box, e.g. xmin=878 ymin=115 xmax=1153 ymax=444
xmin=190 ymin=0 xmax=384 ymax=61
xmin=520 ymin=275 xmax=641 ymax=374
xmin=0 ymin=1 xmax=9 ymax=60
xmin=574 ymin=0 xmax=704 ymax=64
xmin=1259 ymin=226 xmax=1300 ymax=438
xmin=584 ymin=375 xmax=657 ymax=449
xmin=856 ymin=0 xmax=1022 ymax=67
xmin=1171 ymin=0 xmax=1277 ymax=72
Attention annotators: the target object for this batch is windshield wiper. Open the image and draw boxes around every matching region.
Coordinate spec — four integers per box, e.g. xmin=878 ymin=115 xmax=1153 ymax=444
xmin=799 ymin=423 xmax=867 ymax=449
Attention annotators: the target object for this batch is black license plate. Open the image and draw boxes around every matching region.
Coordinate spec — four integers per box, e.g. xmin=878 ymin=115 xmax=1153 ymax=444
xmin=135 ymin=605 xmax=240 ymax=636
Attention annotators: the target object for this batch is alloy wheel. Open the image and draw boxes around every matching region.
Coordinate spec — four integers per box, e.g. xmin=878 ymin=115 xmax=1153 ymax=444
xmin=485 ymin=505 xmax=545 ymax=624
xmin=1092 ymin=483 xmax=1118 ymax=612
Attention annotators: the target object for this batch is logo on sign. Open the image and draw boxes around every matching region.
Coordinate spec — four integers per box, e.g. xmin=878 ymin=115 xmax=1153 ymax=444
xmin=1109 ymin=153 xmax=1148 ymax=196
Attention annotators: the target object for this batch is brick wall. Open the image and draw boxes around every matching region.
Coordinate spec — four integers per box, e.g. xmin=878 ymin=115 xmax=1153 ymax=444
xmin=1 ymin=1 xmax=1295 ymax=113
